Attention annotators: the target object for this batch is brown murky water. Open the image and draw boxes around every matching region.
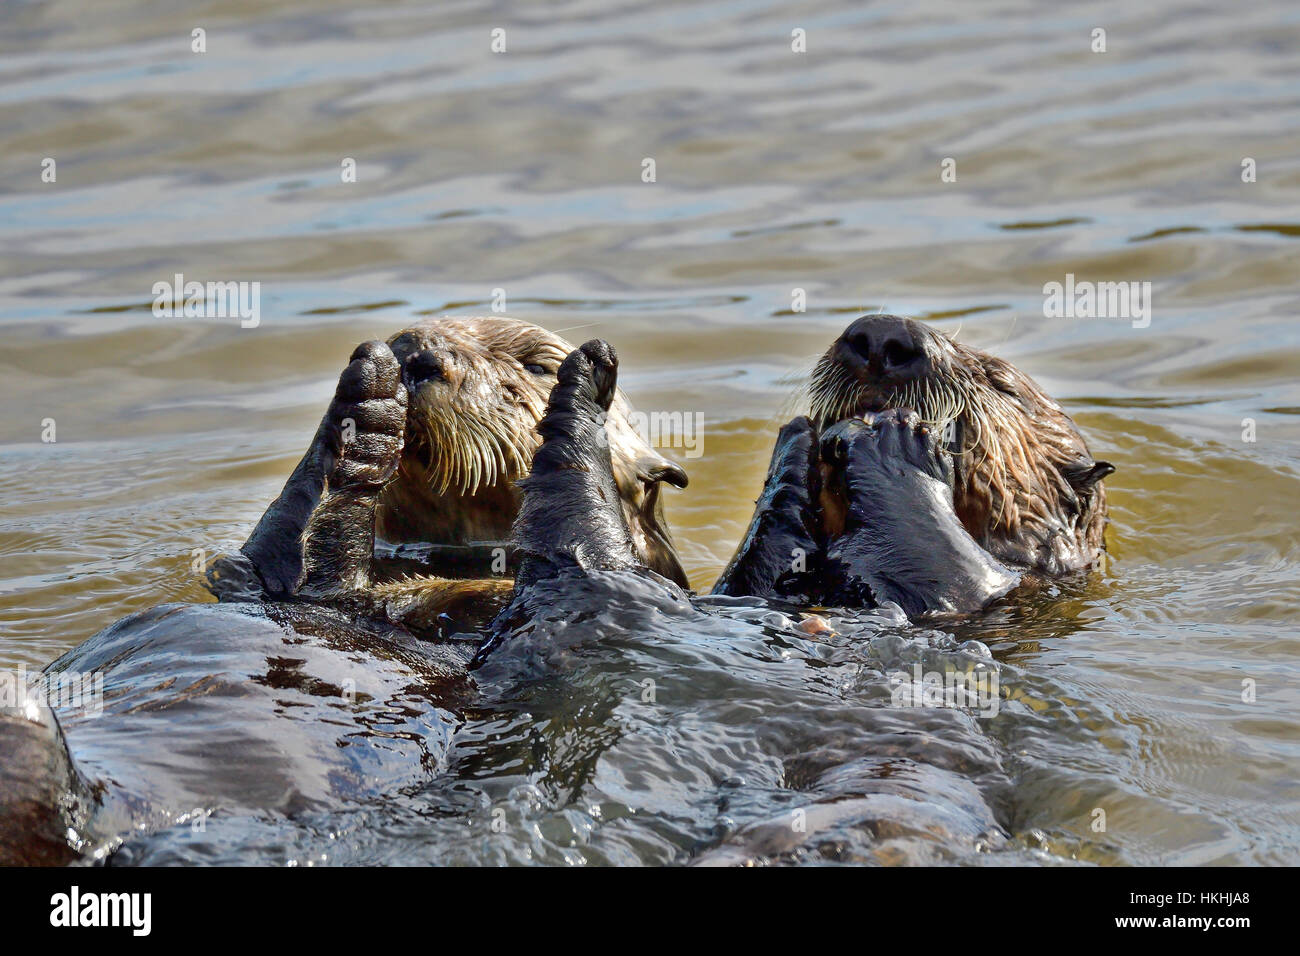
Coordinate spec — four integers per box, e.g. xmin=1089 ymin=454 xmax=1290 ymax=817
xmin=2 ymin=0 xmax=1299 ymax=864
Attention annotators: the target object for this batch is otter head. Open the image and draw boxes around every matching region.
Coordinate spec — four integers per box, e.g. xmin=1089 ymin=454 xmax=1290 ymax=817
xmin=809 ymin=315 xmax=1113 ymax=575
xmin=376 ymin=316 xmax=689 ymax=586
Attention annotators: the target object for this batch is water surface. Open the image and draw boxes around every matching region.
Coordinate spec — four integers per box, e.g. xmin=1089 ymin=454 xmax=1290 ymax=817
xmin=2 ymin=0 xmax=1299 ymax=865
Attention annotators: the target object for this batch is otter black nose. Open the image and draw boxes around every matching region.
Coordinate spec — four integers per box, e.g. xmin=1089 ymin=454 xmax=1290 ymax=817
xmin=839 ymin=314 xmax=928 ymax=378
xmin=403 ymin=349 xmax=446 ymax=386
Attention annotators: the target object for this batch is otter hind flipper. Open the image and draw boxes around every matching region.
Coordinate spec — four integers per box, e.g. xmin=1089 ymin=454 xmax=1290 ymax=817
xmin=474 ymin=340 xmax=663 ymax=665
xmin=823 ymin=410 xmax=1020 ymax=616
xmin=236 ymin=340 xmax=406 ymax=599
xmin=298 ymin=341 xmax=408 ymax=598
xmin=511 ymin=339 xmax=643 ymax=589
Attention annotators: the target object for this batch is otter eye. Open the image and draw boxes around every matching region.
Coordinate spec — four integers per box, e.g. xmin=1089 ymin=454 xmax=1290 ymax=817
xmin=523 ymin=362 xmax=548 ymax=375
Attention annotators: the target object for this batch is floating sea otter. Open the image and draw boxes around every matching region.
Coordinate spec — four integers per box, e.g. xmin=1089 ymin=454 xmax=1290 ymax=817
xmin=211 ymin=316 xmax=690 ymax=629
xmin=7 ymin=316 xmax=693 ymax=864
xmin=0 ymin=315 xmax=1112 ymax=864
xmin=713 ymin=314 xmax=1114 ymax=608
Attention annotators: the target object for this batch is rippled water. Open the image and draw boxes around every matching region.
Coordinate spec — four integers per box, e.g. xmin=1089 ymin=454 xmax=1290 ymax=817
xmin=2 ymin=0 xmax=1299 ymax=865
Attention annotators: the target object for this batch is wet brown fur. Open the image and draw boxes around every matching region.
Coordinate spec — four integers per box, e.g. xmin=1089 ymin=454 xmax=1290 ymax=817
xmin=375 ymin=317 xmax=687 ymax=586
xmin=809 ymin=319 xmax=1111 ymax=575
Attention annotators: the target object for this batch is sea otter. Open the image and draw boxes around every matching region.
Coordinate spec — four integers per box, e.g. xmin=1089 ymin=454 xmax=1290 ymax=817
xmin=808 ymin=315 xmax=1112 ymax=575
xmin=214 ymin=316 xmax=689 ymax=625
xmin=3 ymin=318 xmax=693 ymax=864
xmin=712 ymin=315 xmax=1113 ymax=604
xmin=0 ymin=317 xmax=1112 ymax=865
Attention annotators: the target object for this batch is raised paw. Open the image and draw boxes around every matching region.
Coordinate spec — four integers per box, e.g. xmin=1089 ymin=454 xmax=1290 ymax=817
xmin=551 ymin=338 xmax=618 ymax=416
xmin=511 ymin=339 xmax=641 ymax=588
xmin=820 ymin=408 xmax=952 ymax=488
xmin=711 ymin=415 xmax=824 ymax=600
xmin=326 ymin=340 xmax=407 ymax=490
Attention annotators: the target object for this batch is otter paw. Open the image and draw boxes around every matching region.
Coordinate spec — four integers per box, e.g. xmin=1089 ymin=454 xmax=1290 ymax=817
xmin=769 ymin=416 xmax=819 ymax=491
xmin=326 ymin=340 xmax=408 ymax=489
xmin=548 ymin=338 xmax=619 ymax=421
xmin=577 ymin=339 xmax=618 ymax=411
xmin=820 ymin=408 xmax=952 ymax=487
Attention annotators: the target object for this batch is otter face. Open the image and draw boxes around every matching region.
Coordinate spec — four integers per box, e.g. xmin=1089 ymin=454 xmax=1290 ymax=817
xmin=809 ymin=315 xmax=1113 ymax=575
xmin=377 ymin=317 xmax=689 ymax=586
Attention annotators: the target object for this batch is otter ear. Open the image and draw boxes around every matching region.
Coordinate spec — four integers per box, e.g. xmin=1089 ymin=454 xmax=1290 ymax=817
xmin=1063 ymin=459 xmax=1115 ymax=491
xmin=636 ymin=455 xmax=688 ymax=489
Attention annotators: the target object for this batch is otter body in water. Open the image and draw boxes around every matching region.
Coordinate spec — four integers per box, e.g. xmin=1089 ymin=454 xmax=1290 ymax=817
xmin=3 ymin=318 xmax=689 ymax=864
xmin=0 ymin=316 xmax=1111 ymax=865
xmin=713 ymin=315 xmax=1113 ymax=602
xmin=229 ymin=316 xmax=688 ymax=605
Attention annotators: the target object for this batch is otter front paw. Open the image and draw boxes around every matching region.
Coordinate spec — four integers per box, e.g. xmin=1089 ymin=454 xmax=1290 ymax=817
xmin=325 ymin=341 xmax=407 ymax=491
xmin=711 ymin=415 xmax=824 ymax=600
xmin=821 ymin=408 xmax=1017 ymax=616
xmin=820 ymin=408 xmax=952 ymax=492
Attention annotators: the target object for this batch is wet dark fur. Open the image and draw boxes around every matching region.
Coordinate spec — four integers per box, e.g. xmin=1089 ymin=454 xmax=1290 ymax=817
xmin=1 ymin=335 xmax=1020 ymax=865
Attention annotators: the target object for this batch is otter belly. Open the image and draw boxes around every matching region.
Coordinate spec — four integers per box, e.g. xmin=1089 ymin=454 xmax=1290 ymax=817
xmin=40 ymin=602 xmax=475 ymax=854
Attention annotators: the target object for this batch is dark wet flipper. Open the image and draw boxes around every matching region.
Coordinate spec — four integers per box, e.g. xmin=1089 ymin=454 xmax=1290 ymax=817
xmin=297 ymin=342 xmax=407 ymax=598
xmin=236 ymin=340 xmax=405 ymax=598
xmin=510 ymin=339 xmax=643 ymax=590
xmin=234 ymin=432 xmax=332 ymax=599
xmin=711 ymin=416 xmax=824 ymax=600
xmin=823 ymin=411 xmax=1020 ymax=616
xmin=474 ymin=340 xmax=650 ymax=666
